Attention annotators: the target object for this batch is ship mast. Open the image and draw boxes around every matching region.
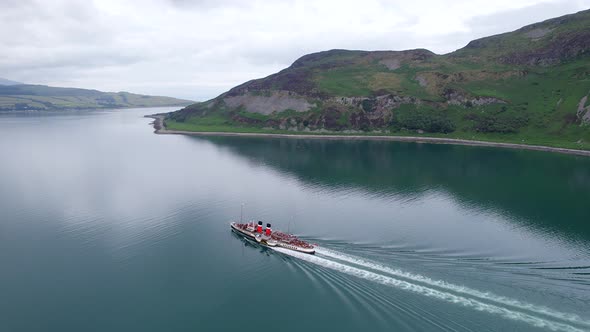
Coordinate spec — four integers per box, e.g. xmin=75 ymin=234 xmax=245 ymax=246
xmin=240 ymin=203 xmax=244 ymax=223
xmin=288 ymin=215 xmax=294 ymax=233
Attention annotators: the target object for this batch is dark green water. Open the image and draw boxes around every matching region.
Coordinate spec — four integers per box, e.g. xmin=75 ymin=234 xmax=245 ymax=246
xmin=1 ymin=108 xmax=589 ymax=332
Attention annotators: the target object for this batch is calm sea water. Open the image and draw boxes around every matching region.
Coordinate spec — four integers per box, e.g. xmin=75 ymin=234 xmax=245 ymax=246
xmin=1 ymin=108 xmax=589 ymax=332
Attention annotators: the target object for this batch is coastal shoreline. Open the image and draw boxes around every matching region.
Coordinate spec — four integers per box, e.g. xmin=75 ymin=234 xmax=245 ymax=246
xmin=146 ymin=115 xmax=590 ymax=157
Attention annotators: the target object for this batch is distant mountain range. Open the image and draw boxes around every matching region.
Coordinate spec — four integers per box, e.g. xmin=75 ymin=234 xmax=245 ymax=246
xmin=0 ymin=77 xmax=23 ymax=86
xmin=168 ymin=9 xmax=590 ymax=150
xmin=0 ymin=81 xmax=192 ymax=111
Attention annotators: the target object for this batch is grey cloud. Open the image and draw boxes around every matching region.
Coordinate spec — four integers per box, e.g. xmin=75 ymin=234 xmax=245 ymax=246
xmin=1 ymin=0 xmax=589 ymax=101
xmin=166 ymin=0 xmax=253 ymax=9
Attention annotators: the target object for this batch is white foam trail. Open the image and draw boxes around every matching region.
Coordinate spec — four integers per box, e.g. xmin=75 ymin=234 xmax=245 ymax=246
xmin=273 ymin=247 xmax=585 ymax=332
xmin=316 ymin=248 xmax=590 ymax=327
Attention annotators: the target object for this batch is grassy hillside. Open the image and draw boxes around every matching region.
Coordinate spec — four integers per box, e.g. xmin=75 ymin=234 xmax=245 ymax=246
xmin=167 ymin=9 xmax=590 ymax=150
xmin=0 ymin=84 xmax=192 ymax=111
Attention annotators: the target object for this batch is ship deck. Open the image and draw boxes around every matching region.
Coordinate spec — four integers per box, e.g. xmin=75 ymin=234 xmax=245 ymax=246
xmin=231 ymin=222 xmax=315 ymax=254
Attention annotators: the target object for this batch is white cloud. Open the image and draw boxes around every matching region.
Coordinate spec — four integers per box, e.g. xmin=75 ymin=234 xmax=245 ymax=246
xmin=0 ymin=0 xmax=588 ymax=100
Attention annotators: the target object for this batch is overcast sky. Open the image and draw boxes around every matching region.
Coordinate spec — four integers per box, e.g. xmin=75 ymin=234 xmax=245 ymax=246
xmin=1 ymin=0 xmax=589 ymax=100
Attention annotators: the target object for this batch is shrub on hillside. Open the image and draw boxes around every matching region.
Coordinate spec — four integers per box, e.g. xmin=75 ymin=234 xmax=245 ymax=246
xmin=361 ymin=99 xmax=376 ymax=112
xmin=392 ymin=105 xmax=456 ymax=133
xmin=466 ymin=106 xmax=529 ymax=133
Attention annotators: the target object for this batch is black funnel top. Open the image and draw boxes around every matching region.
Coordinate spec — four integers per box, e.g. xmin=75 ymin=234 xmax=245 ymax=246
xmin=266 ymin=223 xmax=271 ymax=228
xmin=258 ymin=221 xmax=263 ymax=225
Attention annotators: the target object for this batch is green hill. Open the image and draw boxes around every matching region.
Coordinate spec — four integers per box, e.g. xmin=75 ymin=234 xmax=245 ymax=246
xmin=0 ymin=84 xmax=192 ymax=111
xmin=167 ymin=9 xmax=590 ymax=150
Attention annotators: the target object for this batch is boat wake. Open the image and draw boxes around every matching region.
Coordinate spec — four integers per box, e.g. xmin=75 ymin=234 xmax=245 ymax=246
xmin=271 ymin=246 xmax=590 ymax=332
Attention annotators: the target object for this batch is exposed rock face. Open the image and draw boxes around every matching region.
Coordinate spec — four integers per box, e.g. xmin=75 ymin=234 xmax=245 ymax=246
xmin=332 ymin=91 xmax=503 ymax=110
xmin=332 ymin=95 xmax=416 ymax=109
xmin=416 ymin=75 xmax=428 ymax=87
xmin=444 ymin=89 xmax=506 ymax=106
xmin=223 ymin=91 xmax=315 ymax=114
xmin=379 ymin=58 xmax=401 ymax=70
xmin=524 ymin=28 xmax=553 ymax=40
xmin=331 ymin=94 xmax=417 ymax=126
xmin=577 ymin=94 xmax=590 ymax=124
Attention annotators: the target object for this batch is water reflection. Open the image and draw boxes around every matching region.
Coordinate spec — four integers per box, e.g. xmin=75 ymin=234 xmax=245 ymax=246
xmin=198 ymin=136 xmax=590 ymax=242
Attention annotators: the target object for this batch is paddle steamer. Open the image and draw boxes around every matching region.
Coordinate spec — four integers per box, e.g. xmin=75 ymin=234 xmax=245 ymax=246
xmin=231 ymin=221 xmax=315 ymax=254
